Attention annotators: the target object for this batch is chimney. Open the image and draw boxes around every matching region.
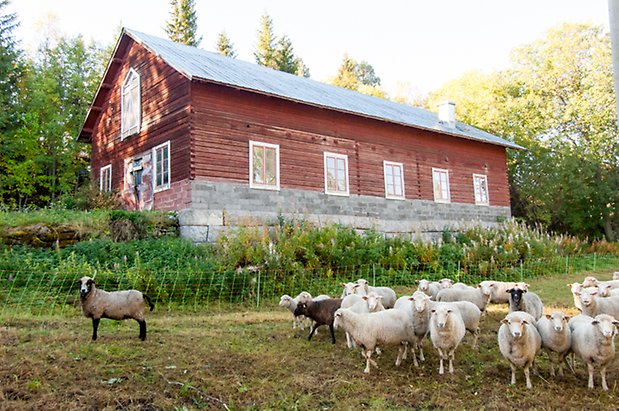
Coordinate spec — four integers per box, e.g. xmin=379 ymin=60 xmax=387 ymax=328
xmin=438 ymin=101 xmax=456 ymax=129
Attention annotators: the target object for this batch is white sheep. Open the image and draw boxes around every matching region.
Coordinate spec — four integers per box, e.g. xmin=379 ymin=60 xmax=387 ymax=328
xmin=363 ymin=292 xmax=386 ymax=312
xmin=498 ymin=311 xmax=542 ymax=389
xmin=451 ymin=282 xmax=475 ymax=290
xmin=394 ymin=294 xmax=426 ymax=364
xmin=417 ymin=279 xmax=442 ymax=300
xmin=613 ymin=272 xmax=619 ymax=280
xmin=507 ymin=286 xmax=544 ymax=321
xmin=355 ymin=279 xmax=396 ymax=309
xmin=479 ymin=280 xmax=517 ymax=304
xmin=435 ymin=286 xmax=491 ymax=315
xmin=567 ymin=282 xmax=591 ymax=311
xmin=438 ymin=278 xmax=454 ymax=288
xmin=569 ymin=314 xmax=619 ymax=390
xmin=340 ymin=282 xmax=365 ymax=298
xmin=78 ymin=276 xmax=154 ymax=341
xmin=333 ymin=308 xmax=418 ymax=374
xmin=340 ymin=294 xmax=370 ymax=348
xmin=429 ymin=304 xmax=466 ymax=375
xmin=596 ymin=280 xmax=619 ymax=296
xmin=535 ymin=311 xmax=571 ymax=377
xmin=575 ymin=288 xmax=619 ymax=320
xmin=581 ymin=276 xmax=599 ymax=288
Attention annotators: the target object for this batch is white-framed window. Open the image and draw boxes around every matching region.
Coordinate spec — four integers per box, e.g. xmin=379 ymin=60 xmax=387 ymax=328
xmin=153 ymin=141 xmax=170 ymax=192
xmin=383 ymin=161 xmax=405 ymax=200
xmin=473 ymin=173 xmax=489 ymax=206
xmin=249 ymin=141 xmax=280 ymax=190
xmin=324 ymin=152 xmax=349 ymax=196
xmin=121 ymin=68 xmax=141 ymax=140
xmin=432 ymin=167 xmax=451 ymax=203
xmin=100 ymin=164 xmax=112 ymax=192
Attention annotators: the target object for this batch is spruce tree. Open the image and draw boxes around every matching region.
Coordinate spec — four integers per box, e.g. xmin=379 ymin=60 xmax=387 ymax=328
xmin=165 ymin=0 xmax=202 ymax=47
xmin=215 ymin=31 xmax=236 ymax=58
xmin=254 ymin=13 xmax=278 ymax=69
xmin=0 ymin=0 xmax=21 ymax=132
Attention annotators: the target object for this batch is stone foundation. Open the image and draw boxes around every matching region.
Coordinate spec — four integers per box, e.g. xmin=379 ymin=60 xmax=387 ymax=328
xmin=179 ymin=180 xmax=511 ymax=242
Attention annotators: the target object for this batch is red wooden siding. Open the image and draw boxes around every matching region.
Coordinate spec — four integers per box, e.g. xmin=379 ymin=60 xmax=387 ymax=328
xmin=89 ymin=38 xmax=192 ymax=194
xmin=190 ymin=82 xmax=510 ymax=207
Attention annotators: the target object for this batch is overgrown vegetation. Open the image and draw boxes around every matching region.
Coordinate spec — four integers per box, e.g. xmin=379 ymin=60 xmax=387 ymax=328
xmin=1 ymin=214 xmax=618 ymax=314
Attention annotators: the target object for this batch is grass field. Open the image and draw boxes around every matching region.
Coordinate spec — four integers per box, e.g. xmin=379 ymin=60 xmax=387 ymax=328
xmin=1 ymin=270 xmax=618 ymax=410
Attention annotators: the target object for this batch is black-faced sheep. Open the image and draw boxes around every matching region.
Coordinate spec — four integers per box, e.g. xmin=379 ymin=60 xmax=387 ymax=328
xmin=507 ymin=286 xmax=544 ymax=320
xmin=78 ymin=276 xmax=154 ymax=341
xmin=293 ymin=298 xmax=342 ymax=344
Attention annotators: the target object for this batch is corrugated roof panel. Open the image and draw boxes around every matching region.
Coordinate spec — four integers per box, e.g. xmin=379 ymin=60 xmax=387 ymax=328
xmin=125 ymin=28 xmax=523 ymax=150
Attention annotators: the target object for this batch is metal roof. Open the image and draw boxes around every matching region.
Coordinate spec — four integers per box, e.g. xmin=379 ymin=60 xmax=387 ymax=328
xmin=124 ymin=28 xmax=523 ymax=150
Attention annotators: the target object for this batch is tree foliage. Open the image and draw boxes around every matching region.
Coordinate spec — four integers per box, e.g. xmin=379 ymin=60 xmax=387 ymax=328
xmin=0 ymin=16 xmax=107 ymax=208
xmin=331 ymin=54 xmax=385 ymax=98
xmin=253 ymin=13 xmax=309 ymax=77
xmin=215 ymin=31 xmax=236 ymax=58
xmin=428 ymin=23 xmax=618 ymax=240
xmin=165 ymin=0 xmax=202 ymax=47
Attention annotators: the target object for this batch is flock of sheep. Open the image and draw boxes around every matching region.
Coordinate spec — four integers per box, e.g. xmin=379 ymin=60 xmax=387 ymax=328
xmin=279 ymin=271 xmax=619 ymax=390
xmin=74 ymin=271 xmax=619 ymax=391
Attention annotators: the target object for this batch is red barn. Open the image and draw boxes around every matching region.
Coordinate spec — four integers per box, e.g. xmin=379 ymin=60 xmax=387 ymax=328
xmin=79 ymin=28 xmax=523 ymax=241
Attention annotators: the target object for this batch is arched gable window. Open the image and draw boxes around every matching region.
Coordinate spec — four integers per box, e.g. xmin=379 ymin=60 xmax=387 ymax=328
xmin=121 ymin=68 xmax=141 ymax=139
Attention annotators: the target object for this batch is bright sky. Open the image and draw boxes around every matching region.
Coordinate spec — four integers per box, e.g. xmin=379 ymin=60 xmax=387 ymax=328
xmin=6 ymin=0 xmax=611 ymax=98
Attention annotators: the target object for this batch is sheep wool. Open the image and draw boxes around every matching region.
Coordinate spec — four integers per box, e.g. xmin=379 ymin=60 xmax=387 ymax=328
xmin=79 ymin=276 xmax=154 ymax=341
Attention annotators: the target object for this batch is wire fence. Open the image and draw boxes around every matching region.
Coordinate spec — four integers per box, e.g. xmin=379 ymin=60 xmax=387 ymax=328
xmin=1 ymin=253 xmax=618 ymax=318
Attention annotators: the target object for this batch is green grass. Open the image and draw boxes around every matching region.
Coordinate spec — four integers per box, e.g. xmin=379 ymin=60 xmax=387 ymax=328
xmin=1 ymin=269 xmax=618 ymax=409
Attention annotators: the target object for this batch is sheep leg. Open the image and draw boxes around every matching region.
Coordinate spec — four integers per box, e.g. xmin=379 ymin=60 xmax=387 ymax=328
xmin=509 ymin=363 xmax=517 ymax=385
xmin=524 ymin=365 xmax=532 ymax=389
xmin=307 ymin=323 xmax=319 ymax=341
xmin=417 ymin=341 xmax=425 ymax=361
xmin=137 ymin=319 xmax=147 ymax=341
xmin=329 ymin=325 xmax=336 ymax=344
xmin=448 ymin=350 xmax=454 ymax=374
xmin=410 ymin=343 xmax=419 ymax=367
xmin=91 ymin=318 xmax=100 ymax=341
xmin=601 ymin=366 xmax=608 ymax=391
xmin=471 ymin=327 xmax=479 ymax=350
xmin=362 ymin=349 xmax=377 ymax=374
xmin=587 ymin=363 xmax=595 ymax=389
xmin=346 ymin=331 xmax=354 ymax=349
xmin=437 ymin=348 xmax=445 ymax=375
xmin=401 ymin=342 xmax=408 ymax=361
xmin=395 ymin=345 xmax=404 ymax=367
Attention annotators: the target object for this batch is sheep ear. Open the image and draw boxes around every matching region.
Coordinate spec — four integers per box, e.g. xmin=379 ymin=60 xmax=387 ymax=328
xmin=522 ymin=320 xmax=529 ymax=325
xmin=545 ymin=314 xmax=551 ymax=320
xmin=592 ymin=320 xmax=599 ymax=325
xmin=408 ymin=297 xmax=415 ymax=301
xmin=590 ymin=289 xmax=598 ymax=295
xmin=501 ymin=319 xmax=508 ymax=324
xmin=362 ymin=296 xmax=368 ymax=301
xmin=431 ymin=309 xmax=436 ymax=313
xmin=565 ymin=316 xmax=570 ymax=321
xmin=506 ymin=289 xmax=512 ymax=293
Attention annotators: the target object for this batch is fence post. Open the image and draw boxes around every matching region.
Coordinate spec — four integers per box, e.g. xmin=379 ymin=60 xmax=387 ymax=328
xmin=565 ymin=256 xmax=569 ymax=275
xmin=372 ymin=264 xmax=376 ymax=286
xmin=593 ymin=252 xmax=596 ymax=271
xmin=457 ymin=261 xmax=461 ymax=282
xmin=256 ymin=269 xmax=261 ymax=308
xmin=520 ymin=260 xmax=524 ymax=282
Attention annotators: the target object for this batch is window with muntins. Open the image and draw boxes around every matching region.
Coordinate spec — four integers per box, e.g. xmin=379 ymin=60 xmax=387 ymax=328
xmin=100 ymin=164 xmax=112 ymax=192
xmin=121 ymin=68 xmax=141 ymax=139
xmin=384 ymin=161 xmax=405 ymax=199
xmin=250 ymin=141 xmax=279 ymax=190
xmin=432 ymin=168 xmax=451 ymax=203
xmin=153 ymin=141 xmax=170 ymax=192
xmin=473 ymin=174 xmax=489 ymax=206
xmin=324 ymin=152 xmax=349 ymax=196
